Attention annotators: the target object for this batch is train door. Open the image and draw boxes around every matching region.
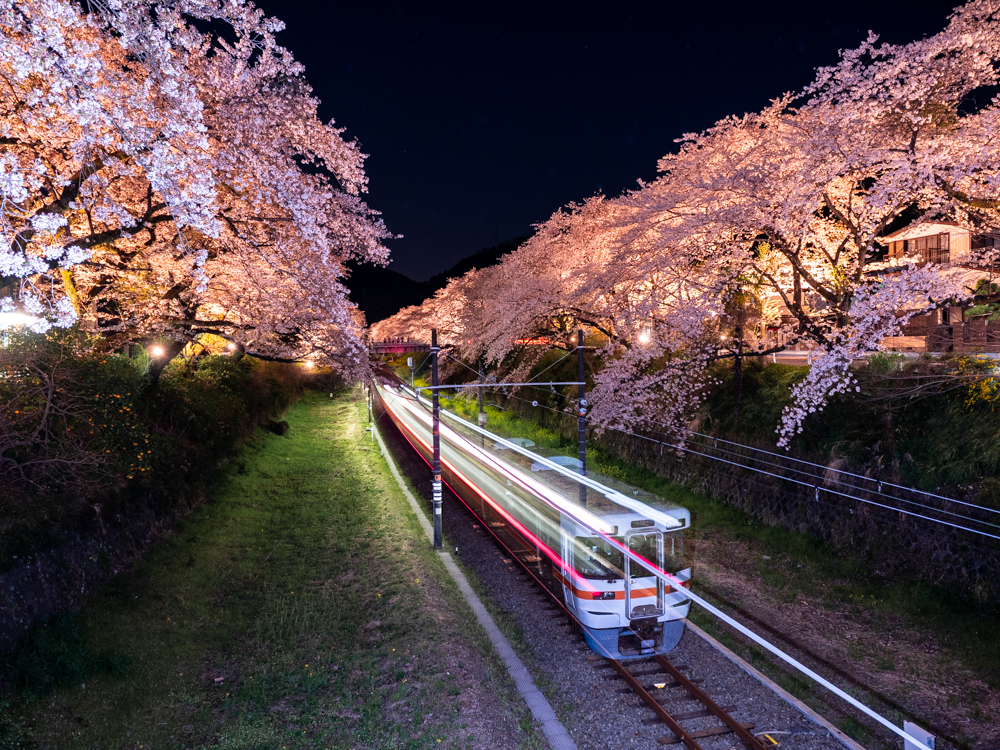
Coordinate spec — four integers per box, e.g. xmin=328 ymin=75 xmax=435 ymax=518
xmin=623 ymin=529 xmax=665 ymax=620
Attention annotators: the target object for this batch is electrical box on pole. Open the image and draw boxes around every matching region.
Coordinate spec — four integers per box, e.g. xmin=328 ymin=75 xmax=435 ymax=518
xmin=577 ymin=329 xmax=587 ymax=507
xmin=431 ymin=329 xmax=443 ymax=549
xmin=903 ymin=723 xmax=934 ymax=750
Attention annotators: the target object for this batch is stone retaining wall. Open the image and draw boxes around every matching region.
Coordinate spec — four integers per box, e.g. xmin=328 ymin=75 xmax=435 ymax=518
xmin=0 ymin=490 xmax=203 ymax=655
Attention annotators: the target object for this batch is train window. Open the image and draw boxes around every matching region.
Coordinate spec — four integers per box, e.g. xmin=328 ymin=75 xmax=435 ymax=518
xmin=631 ymin=519 xmax=655 ymax=528
xmin=573 ymin=536 xmax=625 ymax=580
xmin=627 ymin=533 xmax=659 ymax=579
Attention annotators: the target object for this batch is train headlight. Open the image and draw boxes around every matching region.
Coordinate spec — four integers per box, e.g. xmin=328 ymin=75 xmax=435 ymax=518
xmin=590 ymin=592 xmax=615 ymax=600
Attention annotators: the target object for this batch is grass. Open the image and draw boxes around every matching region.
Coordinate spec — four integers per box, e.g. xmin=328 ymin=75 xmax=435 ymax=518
xmin=4 ymin=390 xmax=543 ymax=750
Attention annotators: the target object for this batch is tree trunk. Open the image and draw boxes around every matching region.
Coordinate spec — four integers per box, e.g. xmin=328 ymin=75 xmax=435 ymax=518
xmin=733 ymin=323 xmax=744 ymax=425
xmin=146 ymin=339 xmax=187 ymax=387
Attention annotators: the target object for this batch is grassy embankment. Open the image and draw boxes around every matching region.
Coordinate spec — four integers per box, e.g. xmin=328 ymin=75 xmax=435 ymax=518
xmin=2 ymin=391 xmax=543 ymax=750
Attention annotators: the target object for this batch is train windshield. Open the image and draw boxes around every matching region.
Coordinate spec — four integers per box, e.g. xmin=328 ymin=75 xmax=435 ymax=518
xmin=627 ymin=532 xmax=661 ymax=579
xmin=574 ymin=536 xmax=625 ymax=580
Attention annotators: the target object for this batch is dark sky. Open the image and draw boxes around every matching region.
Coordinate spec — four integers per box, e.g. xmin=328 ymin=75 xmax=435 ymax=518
xmin=257 ymin=0 xmax=960 ymax=281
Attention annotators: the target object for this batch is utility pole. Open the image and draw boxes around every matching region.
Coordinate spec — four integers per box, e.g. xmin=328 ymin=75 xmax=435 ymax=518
xmin=478 ymin=356 xmax=486 ymax=448
xmin=407 ymin=356 xmax=414 ymax=388
xmin=431 ymin=329 xmax=443 ymax=549
xmin=577 ymin=329 xmax=587 ymax=507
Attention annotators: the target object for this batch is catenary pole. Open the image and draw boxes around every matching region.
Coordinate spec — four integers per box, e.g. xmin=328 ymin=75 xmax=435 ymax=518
xmin=478 ymin=356 xmax=486 ymax=448
xmin=431 ymin=329 xmax=443 ymax=549
xmin=577 ymin=329 xmax=587 ymax=507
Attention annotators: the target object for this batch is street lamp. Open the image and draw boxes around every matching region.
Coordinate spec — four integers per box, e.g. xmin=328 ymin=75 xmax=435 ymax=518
xmin=150 ymin=345 xmax=165 ymax=357
xmin=0 ymin=312 xmax=39 ymax=329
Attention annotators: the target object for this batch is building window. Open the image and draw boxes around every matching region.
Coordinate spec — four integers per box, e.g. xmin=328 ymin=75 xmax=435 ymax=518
xmin=905 ymin=234 xmax=950 ymax=264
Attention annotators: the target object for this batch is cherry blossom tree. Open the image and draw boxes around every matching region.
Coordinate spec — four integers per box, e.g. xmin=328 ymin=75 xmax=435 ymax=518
xmin=377 ymin=0 xmax=1000 ymax=447
xmin=0 ymin=0 xmax=389 ymax=379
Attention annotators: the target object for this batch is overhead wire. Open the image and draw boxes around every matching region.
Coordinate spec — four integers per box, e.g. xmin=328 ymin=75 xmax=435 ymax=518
xmin=676 ymin=435 xmax=1000 ymax=531
xmin=526 ymin=349 xmax=575 ymax=383
xmin=388 ymin=356 xmax=1000 ymax=539
xmin=492 ymin=389 xmax=1000 ymax=541
xmin=625 ymin=409 xmax=1000 ymax=515
xmin=685 ymin=429 xmax=1000 ymax=514
xmin=376 ymin=379 xmax=933 ymax=750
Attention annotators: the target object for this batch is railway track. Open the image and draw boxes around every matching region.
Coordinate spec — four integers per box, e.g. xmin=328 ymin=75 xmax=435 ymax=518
xmin=599 ymin=655 xmax=765 ymax=749
xmin=464 ymin=493 xmax=770 ymax=750
xmin=372 ymin=393 xmax=800 ymax=749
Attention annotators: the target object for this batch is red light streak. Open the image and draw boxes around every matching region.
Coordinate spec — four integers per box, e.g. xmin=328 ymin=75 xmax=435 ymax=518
xmin=383 ymin=387 xmax=685 ymax=593
xmin=379 ymin=391 xmax=596 ymax=590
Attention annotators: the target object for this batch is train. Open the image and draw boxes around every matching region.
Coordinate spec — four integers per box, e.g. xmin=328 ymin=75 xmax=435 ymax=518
xmin=373 ymin=379 xmax=692 ymax=661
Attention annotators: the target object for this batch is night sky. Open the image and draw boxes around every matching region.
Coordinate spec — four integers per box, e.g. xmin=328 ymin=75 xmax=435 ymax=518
xmin=258 ymin=0 xmax=960 ymax=281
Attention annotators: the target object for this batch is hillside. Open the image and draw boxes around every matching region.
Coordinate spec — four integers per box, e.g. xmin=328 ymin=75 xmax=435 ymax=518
xmin=346 ymin=235 xmax=528 ymax=324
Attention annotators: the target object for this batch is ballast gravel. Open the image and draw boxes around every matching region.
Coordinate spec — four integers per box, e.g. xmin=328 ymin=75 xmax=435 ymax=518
xmin=377 ymin=415 xmax=849 ymax=750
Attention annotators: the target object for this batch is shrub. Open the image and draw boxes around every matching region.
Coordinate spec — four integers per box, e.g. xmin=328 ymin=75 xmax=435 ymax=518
xmin=1 ymin=611 xmax=129 ymax=696
xmin=0 ymin=330 xmax=308 ymax=569
xmin=975 ymin=477 xmax=1000 ymax=511
xmin=868 ymin=351 xmax=906 ymax=374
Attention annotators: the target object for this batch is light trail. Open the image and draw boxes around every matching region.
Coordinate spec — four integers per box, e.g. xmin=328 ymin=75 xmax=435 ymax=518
xmin=380 ymin=388 xmax=599 ymax=591
xmin=380 ymin=381 xmax=935 ymax=750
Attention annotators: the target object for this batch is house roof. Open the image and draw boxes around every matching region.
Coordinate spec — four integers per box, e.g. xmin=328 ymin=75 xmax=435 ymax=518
xmin=880 ymin=221 xmax=966 ymax=241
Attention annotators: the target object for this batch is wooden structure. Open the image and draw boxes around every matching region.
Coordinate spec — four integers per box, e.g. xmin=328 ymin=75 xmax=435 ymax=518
xmin=371 ymin=340 xmax=430 ymax=355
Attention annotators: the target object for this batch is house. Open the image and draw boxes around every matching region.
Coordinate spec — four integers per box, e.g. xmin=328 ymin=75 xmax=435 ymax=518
xmin=883 ymin=221 xmax=974 ymax=266
xmin=879 ymin=222 xmax=1000 ymax=353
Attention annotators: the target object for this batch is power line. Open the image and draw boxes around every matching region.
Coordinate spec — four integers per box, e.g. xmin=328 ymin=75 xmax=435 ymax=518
xmin=390 ymin=373 xmax=1000 ymax=541
xmin=491 ymin=391 xmax=1000 ymax=541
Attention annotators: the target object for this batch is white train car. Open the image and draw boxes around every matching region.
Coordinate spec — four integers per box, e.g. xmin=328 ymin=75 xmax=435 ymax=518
xmin=374 ymin=380 xmax=692 ymax=660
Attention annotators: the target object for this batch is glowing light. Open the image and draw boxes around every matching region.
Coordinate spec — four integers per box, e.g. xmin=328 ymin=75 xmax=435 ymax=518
xmin=150 ymin=346 xmax=165 ymax=357
xmin=386 ymin=386 xmax=616 ymax=535
xmin=0 ymin=312 xmax=39 ymax=329
xmin=226 ymin=342 xmax=236 ymax=351
xmin=638 ymin=331 xmax=650 ymax=344
xmin=304 ymin=361 xmax=315 ymax=369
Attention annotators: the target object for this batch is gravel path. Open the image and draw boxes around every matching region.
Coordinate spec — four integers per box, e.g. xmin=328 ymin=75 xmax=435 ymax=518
xmin=376 ymin=410 xmax=851 ymax=750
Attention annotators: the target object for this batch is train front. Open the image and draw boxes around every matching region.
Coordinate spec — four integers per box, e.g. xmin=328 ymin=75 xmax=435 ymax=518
xmin=559 ymin=508 xmax=691 ymax=660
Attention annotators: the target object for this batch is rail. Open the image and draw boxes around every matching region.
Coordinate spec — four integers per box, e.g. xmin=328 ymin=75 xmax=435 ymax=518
xmin=391 ymin=383 xmax=935 ymax=750
xmin=424 ymin=437 xmax=766 ymax=749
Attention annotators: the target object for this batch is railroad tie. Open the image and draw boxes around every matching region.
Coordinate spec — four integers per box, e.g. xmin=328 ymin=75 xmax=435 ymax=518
xmin=641 ymin=704 xmax=737 ymax=725
xmin=656 ymin=722 xmax=756 ymax=745
xmin=615 ymin=678 xmax=704 ymax=694
xmin=603 ymin=666 xmax=675 ymax=680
